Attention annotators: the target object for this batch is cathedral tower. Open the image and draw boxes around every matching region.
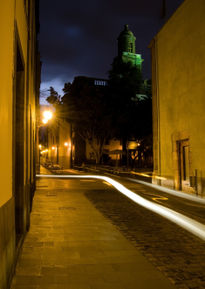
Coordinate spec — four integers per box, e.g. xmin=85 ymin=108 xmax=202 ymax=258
xmin=117 ymin=24 xmax=143 ymax=69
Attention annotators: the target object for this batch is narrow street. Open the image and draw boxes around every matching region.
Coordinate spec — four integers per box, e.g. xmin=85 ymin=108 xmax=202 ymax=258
xmin=11 ymin=170 xmax=205 ymax=289
xmin=114 ymin=175 xmax=205 ymax=225
xmin=2 ymin=2 xmax=205 ymax=289
xmin=84 ymin=174 xmax=205 ymax=289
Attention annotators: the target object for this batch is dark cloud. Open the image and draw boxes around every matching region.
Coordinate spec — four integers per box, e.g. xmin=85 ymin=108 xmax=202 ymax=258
xmin=39 ymin=0 xmax=184 ymax=94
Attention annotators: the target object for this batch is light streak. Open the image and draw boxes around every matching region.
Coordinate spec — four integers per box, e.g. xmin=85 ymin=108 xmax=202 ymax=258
xmin=130 ymin=171 xmax=166 ymax=180
xmin=37 ymin=174 xmax=205 ymax=241
xmin=130 ymin=171 xmax=150 ymax=178
xmin=152 ymin=196 xmax=168 ymax=202
xmin=126 ymin=178 xmax=205 ymax=204
xmin=155 ymin=176 xmax=167 ymax=180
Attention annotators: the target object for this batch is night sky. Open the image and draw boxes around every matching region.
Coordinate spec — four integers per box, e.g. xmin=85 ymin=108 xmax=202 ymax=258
xmin=39 ymin=0 xmax=184 ymax=99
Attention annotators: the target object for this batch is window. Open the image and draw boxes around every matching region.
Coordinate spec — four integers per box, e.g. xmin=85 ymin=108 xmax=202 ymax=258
xmin=129 ymin=43 xmax=133 ymax=53
xmin=94 ymin=80 xmax=107 ymax=86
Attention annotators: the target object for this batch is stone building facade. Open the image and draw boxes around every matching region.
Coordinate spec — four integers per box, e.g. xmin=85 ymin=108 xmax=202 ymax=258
xmin=0 ymin=1 xmax=40 ymax=288
xmin=150 ymin=0 xmax=205 ymax=196
xmin=46 ymin=118 xmax=72 ymax=169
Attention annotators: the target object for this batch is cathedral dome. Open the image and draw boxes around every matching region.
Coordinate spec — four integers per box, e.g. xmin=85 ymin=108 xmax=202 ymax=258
xmin=118 ymin=24 xmax=134 ymax=38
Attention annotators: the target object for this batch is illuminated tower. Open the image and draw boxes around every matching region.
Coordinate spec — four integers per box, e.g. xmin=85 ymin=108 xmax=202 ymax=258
xmin=117 ymin=24 xmax=143 ymax=69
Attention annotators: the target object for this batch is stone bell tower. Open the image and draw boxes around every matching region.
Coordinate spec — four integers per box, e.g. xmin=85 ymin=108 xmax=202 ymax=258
xmin=117 ymin=24 xmax=143 ymax=69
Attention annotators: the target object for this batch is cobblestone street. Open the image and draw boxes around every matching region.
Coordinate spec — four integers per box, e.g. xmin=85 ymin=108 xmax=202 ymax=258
xmin=85 ymin=184 xmax=205 ymax=289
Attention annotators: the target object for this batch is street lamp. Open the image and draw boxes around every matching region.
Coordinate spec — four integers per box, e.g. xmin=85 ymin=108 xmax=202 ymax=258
xmin=42 ymin=110 xmax=53 ymax=124
xmin=37 ymin=109 xmax=54 ymax=174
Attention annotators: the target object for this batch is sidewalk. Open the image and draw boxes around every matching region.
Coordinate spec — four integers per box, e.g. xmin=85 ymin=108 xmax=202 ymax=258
xmin=40 ymin=165 xmax=52 ymax=175
xmin=40 ymin=165 xmax=81 ymax=176
xmin=11 ymin=176 xmax=176 ymax=289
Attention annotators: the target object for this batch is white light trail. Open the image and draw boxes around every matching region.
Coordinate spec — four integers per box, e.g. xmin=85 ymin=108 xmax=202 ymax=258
xmin=37 ymin=174 xmax=205 ymax=241
xmin=126 ymin=178 xmax=205 ymax=204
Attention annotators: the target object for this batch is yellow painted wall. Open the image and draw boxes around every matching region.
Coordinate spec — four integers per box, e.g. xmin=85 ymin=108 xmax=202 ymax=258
xmin=153 ymin=0 xmax=205 ymax=191
xmin=86 ymin=139 xmax=122 ymax=161
xmin=104 ymin=139 xmax=122 ymax=160
xmin=46 ymin=118 xmax=72 ymax=169
xmin=0 ymin=1 xmax=15 ymax=206
xmin=58 ymin=121 xmax=72 ymax=169
xmin=0 ymin=0 xmax=38 ymax=204
xmin=0 ymin=1 xmax=39 ymax=287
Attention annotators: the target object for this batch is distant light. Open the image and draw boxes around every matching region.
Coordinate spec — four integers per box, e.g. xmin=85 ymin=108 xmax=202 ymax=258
xmin=41 ymin=149 xmax=48 ymax=154
xmin=52 ymin=146 xmax=56 ymax=150
xmin=42 ymin=118 xmax=48 ymax=124
xmin=64 ymin=142 xmax=68 ymax=147
xmin=39 ymin=144 xmax=42 ymax=149
xmin=127 ymin=141 xmax=141 ymax=150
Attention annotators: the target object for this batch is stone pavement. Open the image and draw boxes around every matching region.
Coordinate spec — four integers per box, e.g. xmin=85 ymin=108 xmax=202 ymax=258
xmin=40 ymin=166 xmax=52 ymax=174
xmin=85 ymin=183 xmax=205 ymax=289
xmin=11 ymin=175 xmax=176 ymax=289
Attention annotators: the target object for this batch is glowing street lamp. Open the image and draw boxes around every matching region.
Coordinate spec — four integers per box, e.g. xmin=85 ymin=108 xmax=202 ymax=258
xmin=43 ymin=110 xmax=52 ymax=121
xmin=42 ymin=110 xmax=53 ymax=124
xmin=37 ymin=110 xmax=53 ymax=173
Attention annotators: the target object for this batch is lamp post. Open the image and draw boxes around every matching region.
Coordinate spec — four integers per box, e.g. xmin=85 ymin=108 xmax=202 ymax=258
xmin=37 ymin=109 xmax=53 ymax=173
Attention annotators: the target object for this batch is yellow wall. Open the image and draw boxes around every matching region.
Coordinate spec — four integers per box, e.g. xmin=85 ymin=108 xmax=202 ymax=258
xmin=104 ymin=140 xmax=122 ymax=160
xmin=58 ymin=121 xmax=72 ymax=169
xmin=0 ymin=0 xmax=39 ymax=204
xmin=152 ymin=0 xmax=205 ymax=193
xmin=0 ymin=0 xmax=15 ymax=206
xmin=86 ymin=139 xmax=122 ymax=162
xmin=46 ymin=118 xmax=72 ymax=169
xmin=0 ymin=1 xmax=39 ymax=287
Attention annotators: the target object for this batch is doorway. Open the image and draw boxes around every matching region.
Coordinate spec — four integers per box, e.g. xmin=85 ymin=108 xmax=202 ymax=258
xmin=177 ymin=139 xmax=190 ymax=190
xmin=14 ymin=40 xmax=25 ymax=245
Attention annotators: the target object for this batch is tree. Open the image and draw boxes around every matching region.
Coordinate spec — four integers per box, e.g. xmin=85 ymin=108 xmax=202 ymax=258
xmin=109 ymin=58 xmax=141 ymax=161
xmin=61 ymin=78 xmax=114 ymax=164
xmin=46 ymin=86 xmax=61 ymax=105
xmin=45 ymin=87 xmax=62 ymax=165
xmin=108 ymin=58 xmax=152 ymax=167
xmin=46 ymin=86 xmax=63 ymax=123
xmin=60 ymin=60 xmax=152 ymax=167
